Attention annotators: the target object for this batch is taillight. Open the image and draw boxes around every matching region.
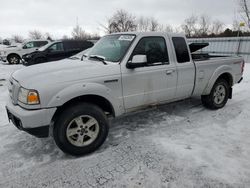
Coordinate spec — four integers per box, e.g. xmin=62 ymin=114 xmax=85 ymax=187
xmin=241 ymin=60 xmax=245 ymax=73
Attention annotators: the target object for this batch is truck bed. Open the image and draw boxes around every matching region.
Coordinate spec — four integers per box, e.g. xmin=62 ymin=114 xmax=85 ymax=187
xmin=192 ymin=55 xmax=243 ymax=97
xmin=191 ymin=53 xmax=231 ymax=61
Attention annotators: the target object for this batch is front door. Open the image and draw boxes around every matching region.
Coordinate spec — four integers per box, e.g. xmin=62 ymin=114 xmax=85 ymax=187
xmin=46 ymin=42 xmax=66 ymax=62
xmin=121 ymin=36 xmax=177 ymax=112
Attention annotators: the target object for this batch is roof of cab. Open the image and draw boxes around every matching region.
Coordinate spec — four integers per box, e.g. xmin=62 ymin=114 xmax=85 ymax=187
xmin=107 ymin=31 xmax=186 ymax=38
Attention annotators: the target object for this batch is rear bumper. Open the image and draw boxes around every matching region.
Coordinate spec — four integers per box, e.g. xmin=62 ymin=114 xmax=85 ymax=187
xmin=6 ymin=99 xmax=57 ymax=138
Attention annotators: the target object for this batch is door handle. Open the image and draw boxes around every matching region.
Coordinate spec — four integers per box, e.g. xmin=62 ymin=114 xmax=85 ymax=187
xmin=166 ymin=70 xmax=174 ymax=75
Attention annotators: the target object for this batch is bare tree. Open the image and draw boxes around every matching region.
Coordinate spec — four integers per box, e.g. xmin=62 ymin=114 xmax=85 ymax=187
xmin=137 ymin=16 xmax=163 ymax=31
xmin=137 ymin=16 xmax=150 ymax=31
xmin=29 ymin=30 xmax=43 ymax=39
xmin=62 ymin=35 xmax=70 ymax=40
xmin=149 ymin=17 xmax=159 ymax=31
xmin=72 ymin=24 xmax=90 ymax=40
xmin=103 ymin=9 xmax=137 ymax=33
xmin=181 ymin=15 xmax=198 ymax=37
xmin=197 ymin=15 xmax=211 ymax=36
xmin=44 ymin=32 xmax=53 ymax=41
xmin=164 ymin=24 xmax=174 ymax=33
xmin=239 ymin=0 xmax=250 ymax=28
xmin=211 ymin=20 xmax=224 ymax=35
xmin=12 ymin=35 xmax=24 ymax=43
xmin=233 ymin=19 xmax=241 ymax=31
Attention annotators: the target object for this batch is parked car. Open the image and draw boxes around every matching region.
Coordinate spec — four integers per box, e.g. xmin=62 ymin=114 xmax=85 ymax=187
xmin=0 ymin=40 xmax=50 ymax=64
xmin=22 ymin=40 xmax=94 ymax=66
xmin=6 ymin=32 xmax=244 ymax=156
xmin=68 ymin=47 xmax=92 ymax=60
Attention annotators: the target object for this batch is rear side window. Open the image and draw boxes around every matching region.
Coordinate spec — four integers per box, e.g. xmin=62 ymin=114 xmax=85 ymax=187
xmin=34 ymin=41 xmax=48 ymax=47
xmin=172 ymin=37 xmax=190 ymax=63
xmin=63 ymin=41 xmax=94 ymax=51
xmin=48 ymin=42 xmax=64 ymax=52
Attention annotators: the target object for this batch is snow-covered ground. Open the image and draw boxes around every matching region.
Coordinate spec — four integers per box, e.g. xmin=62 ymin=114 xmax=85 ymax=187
xmin=0 ymin=61 xmax=250 ymax=188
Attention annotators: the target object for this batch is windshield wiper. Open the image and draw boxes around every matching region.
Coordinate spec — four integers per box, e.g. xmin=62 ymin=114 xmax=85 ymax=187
xmin=89 ymin=55 xmax=107 ymax=65
xmin=81 ymin=54 xmax=87 ymax=61
xmin=68 ymin=57 xmax=80 ymax=60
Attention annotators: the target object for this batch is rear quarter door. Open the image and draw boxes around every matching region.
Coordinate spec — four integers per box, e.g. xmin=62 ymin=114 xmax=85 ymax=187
xmin=171 ymin=36 xmax=195 ymax=99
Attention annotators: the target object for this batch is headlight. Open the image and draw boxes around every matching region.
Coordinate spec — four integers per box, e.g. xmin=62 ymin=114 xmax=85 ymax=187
xmin=24 ymin=54 xmax=32 ymax=58
xmin=18 ymin=87 xmax=40 ymax=105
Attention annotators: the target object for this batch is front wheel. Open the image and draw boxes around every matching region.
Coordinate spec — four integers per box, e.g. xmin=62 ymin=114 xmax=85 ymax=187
xmin=53 ymin=103 xmax=109 ymax=156
xmin=201 ymin=79 xmax=230 ymax=109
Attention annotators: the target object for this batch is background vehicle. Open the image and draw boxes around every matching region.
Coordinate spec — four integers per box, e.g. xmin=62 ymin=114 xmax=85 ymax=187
xmin=6 ymin=32 xmax=244 ymax=156
xmin=0 ymin=40 xmax=50 ymax=64
xmin=22 ymin=40 xmax=94 ymax=66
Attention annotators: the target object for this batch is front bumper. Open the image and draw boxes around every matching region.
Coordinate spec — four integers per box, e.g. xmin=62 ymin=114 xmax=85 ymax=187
xmin=6 ymin=99 xmax=57 ymax=138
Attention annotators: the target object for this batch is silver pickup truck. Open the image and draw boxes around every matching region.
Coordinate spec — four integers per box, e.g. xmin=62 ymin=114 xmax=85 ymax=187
xmin=6 ymin=32 xmax=244 ymax=155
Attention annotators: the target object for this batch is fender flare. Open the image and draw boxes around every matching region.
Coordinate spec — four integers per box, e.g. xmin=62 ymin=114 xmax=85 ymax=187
xmin=202 ymin=65 xmax=234 ymax=95
xmin=46 ymin=82 xmax=121 ymax=116
xmin=7 ymin=53 xmax=21 ymax=60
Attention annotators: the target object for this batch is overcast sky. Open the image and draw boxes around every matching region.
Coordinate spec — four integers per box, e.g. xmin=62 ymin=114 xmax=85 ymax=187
xmin=0 ymin=0 xmax=239 ymax=39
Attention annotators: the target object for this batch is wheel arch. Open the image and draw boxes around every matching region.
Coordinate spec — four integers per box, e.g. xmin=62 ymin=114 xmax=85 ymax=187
xmin=7 ymin=53 xmax=21 ymax=60
xmin=52 ymin=94 xmax=116 ymax=123
xmin=202 ymin=65 xmax=234 ymax=95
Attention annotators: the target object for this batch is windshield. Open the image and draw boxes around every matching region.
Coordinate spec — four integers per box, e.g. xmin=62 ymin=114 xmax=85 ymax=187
xmin=88 ymin=34 xmax=135 ymax=62
xmin=38 ymin=42 xmax=54 ymax=51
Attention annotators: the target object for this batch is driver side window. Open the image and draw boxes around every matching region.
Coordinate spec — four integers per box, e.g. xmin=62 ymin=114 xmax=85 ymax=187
xmin=23 ymin=42 xmax=35 ymax=49
xmin=48 ymin=42 xmax=64 ymax=52
xmin=131 ymin=37 xmax=169 ymax=65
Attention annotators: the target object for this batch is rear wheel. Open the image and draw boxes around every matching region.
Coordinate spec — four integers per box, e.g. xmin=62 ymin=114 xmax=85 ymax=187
xmin=53 ymin=103 xmax=109 ymax=156
xmin=201 ymin=79 xmax=230 ymax=109
xmin=7 ymin=54 xmax=20 ymax=64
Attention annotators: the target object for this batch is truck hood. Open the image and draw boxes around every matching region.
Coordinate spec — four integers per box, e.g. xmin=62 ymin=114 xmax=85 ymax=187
xmin=12 ymin=59 xmax=120 ymax=88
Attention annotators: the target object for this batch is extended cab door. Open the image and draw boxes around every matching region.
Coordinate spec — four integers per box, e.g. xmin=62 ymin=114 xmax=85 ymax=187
xmin=171 ymin=37 xmax=195 ymax=99
xmin=121 ymin=36 xmax=177 ymax=111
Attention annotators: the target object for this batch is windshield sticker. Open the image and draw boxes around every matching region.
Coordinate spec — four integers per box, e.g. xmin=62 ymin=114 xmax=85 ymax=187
xmin=118 ymin=35 xmax=135 ymax=41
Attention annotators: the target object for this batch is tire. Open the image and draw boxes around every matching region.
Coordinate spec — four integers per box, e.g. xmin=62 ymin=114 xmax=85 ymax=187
xmin=201 ymin=78 xmax=230 ymax=109
xmin=53 ymin=103 xmax=109 ymax=156
xmin=7 ymin=54 xmax=20 ymax=64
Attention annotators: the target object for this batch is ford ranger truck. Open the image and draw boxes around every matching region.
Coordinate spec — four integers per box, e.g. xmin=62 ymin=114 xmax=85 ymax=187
xmin=6 ymin=32 xmax=244 ymax=156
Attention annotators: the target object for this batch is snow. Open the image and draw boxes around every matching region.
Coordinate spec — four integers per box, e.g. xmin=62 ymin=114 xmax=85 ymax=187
xmin=0 ymin=61 xmax=250 ymax=187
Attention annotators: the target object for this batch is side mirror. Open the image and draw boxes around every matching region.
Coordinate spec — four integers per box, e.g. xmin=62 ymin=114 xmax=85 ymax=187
xmin=23 ymin=45 xmax=27 ymax=49
xmin=127 ymin=55 xmax=147 ymax=69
